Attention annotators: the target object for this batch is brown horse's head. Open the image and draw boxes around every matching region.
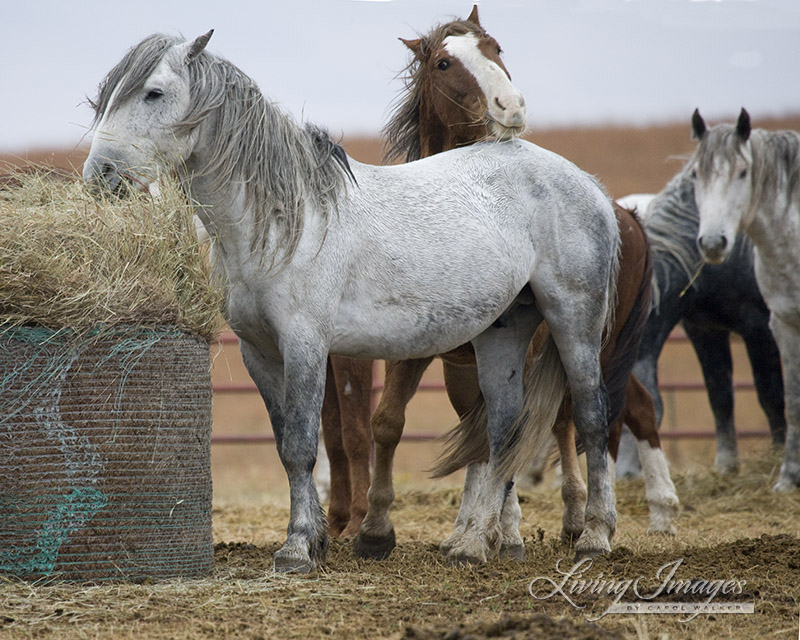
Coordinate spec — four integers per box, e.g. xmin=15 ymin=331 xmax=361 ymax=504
xmin=384 ymin=5 xmax=526 ymax=161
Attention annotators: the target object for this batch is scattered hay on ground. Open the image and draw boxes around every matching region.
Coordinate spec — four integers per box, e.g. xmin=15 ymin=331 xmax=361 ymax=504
xmin=1 ymin=455 xmax=798 ymax=640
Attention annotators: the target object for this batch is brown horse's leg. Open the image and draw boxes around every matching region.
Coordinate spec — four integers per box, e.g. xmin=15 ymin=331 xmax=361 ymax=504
xmin=621 ymin=376 xmax=679 ymax=534
xmin=321 ymin=357 xmax=351 ymax=537
xmin=354 ymin=357 xmax=433 ymax=559
xmin=554 ymin=418 xmax=587 ymax=545
xmin=330 ymin=355 xmax=374 ymax=537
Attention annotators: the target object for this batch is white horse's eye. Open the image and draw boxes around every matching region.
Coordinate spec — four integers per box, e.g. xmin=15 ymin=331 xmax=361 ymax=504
xmin=145 ymin=88 xmax=164 ymax=101
xmin=738 ymin=169 xmax=748 ymax=179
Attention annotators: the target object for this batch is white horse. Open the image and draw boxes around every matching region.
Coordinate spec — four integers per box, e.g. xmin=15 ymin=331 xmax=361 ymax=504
xmin=83 ymin=31 xmax=621 ymax=571
xmin=693 ymin=108 xmax=800 ymax=492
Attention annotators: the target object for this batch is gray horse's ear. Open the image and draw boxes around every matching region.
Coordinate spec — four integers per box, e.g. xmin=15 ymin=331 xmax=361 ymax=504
xmin=187 ymin=29 xmax=214 ymax=62
xmin=467 ymin=5 xmax=481 ymax=27
xmin=399 ymin=37 xmax=421 ymax=55
xmin=691 ymin=108 xmax=706 ymax=140
xmin=736 ymin=108 xmax=751 ymax=141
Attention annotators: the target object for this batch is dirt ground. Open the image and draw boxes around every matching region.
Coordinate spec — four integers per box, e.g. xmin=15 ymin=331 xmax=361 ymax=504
xmin=3 ymin=118 xmax=800 ymax=638
xmin=1 ymin=453 xmax=799 ymax=640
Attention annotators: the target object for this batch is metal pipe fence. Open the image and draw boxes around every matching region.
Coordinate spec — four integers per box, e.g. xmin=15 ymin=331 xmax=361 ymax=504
xmin=210 ymin=331 xmax=771 ymax=444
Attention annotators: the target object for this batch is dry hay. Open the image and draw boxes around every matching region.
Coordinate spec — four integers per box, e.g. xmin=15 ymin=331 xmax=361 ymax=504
xmin=0 ymin=451 xmax=797 ymax=639
xmin=0 ymin=169 xmax=223 ymax=342
xmin=0 ymin=170 xmax=224 ymax=582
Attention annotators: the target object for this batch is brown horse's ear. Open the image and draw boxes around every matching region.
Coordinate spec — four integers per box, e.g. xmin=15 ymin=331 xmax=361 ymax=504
xmin=467 ymin=4 xmax=481 ymax=28
xmin=400 ymin=37 xmax=422 ymax=55
xmin=691 ymin=108 xmax=706 ymax=140
xmin=736 ymin=108 xmax=751 ymax=141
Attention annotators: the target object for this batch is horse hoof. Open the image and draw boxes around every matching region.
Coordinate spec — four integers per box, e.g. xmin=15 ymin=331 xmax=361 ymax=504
xmin=354 ymin=529 xmax=396 ymax=560
xmin=573 ymin=546 xmax=608 ymax=563
xmin=447 ymin=551 xmax=483 ymax=567
xmin=499 ymin=543 xmax=525 ymax=562
xmin=273 ymin=553 xmax=315 ymax=573
xmin=773 ymin=476 xmax=800 ymax=492
xmin=560 ymin=529 xmax=582 ymax=546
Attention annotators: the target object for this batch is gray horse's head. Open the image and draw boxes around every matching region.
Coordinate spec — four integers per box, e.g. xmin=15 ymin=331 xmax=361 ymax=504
xmin=691 ymin=108 xmax=753 ymax=264
xmin=83 ymin=31 xmax=213 ymax=194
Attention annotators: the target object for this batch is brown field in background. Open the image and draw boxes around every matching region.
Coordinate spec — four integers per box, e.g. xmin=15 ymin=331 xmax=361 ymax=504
xmin=4 ymin=115 xmax=800 ymax=503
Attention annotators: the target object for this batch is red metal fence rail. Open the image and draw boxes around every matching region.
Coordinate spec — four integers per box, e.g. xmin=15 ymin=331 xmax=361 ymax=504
xmin=210 ymin=331 xmax=772 ymax=444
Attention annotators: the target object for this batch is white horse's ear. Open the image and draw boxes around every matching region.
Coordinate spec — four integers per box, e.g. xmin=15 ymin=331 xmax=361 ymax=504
xmin=691 ymin=108 xmax=706 ymax=140
xmin=186 ymin=30 xmax=214 ymax=63
xmin=467 ymin=4 xmax=481 ymax=28
xmin=736 ymin=108 xmax=751 ymax=141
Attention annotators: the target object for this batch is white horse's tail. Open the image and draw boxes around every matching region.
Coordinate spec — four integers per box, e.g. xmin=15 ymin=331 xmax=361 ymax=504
xmin=430 ymin=334 xmax=566 ymax=480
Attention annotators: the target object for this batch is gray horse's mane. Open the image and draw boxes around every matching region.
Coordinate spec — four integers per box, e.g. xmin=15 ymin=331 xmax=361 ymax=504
xmin=90 ymin=34 xmax=353 ymax=264
xmin=643 ymin=165 xmax=705 ymax=309
xmin=382 ymin=19 xmax=485 ymax=163
xmin=694 ymin=124 xmax=800 ymax=218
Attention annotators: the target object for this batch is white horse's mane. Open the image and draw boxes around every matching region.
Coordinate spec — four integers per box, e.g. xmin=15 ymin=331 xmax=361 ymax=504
xmin=90 ymin=34 xmax=353 ymax=263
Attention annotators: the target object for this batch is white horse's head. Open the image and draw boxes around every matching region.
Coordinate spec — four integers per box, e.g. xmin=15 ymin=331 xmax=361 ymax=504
xmin=692 ymin=108 xmax=754 ymax=264
xmin=83 ymin=31 xmax=213 ymax=194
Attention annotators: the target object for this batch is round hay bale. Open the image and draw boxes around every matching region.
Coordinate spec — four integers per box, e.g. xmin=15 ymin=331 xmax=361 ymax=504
xmin=0 ymin=325 xmax=213 ymax=581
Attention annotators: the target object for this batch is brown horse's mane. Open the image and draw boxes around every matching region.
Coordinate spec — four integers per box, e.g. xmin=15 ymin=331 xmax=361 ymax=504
xmin=382 ymin=19 xmax=486 ymax=163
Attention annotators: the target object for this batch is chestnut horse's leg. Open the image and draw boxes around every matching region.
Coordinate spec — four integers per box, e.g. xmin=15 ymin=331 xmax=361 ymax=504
xmin=612 ymin=377 xmax=680 ymax=534
xmin=330 ymin=355 xmax=374 ymax=537
xmin=354 ymin=357 xmax=433 ymax=559
xmin=554 ymin=419 xmax=587 ymax=544
xmin=321 ymin=357 xmax=350 ymax=537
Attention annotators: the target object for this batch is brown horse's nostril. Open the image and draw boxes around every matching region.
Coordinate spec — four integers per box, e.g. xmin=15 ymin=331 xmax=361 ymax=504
xmin=494 ymin=96 xmax=506 ymax=111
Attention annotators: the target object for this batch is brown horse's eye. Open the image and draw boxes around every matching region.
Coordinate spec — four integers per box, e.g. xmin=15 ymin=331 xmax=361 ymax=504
xmin=437 ymin=59 xmax=450 ymax=71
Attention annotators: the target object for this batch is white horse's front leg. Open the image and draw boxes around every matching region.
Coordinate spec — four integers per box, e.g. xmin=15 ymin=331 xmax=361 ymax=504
xmin=240 ymin=337 xmax=328 ymax=572
xmin=771 ymin=317 xmax=800 ymax=491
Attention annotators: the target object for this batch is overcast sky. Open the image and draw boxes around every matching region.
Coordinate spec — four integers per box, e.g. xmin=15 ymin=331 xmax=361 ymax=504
xmin=2 ymin=0 xmax=799 ymax=153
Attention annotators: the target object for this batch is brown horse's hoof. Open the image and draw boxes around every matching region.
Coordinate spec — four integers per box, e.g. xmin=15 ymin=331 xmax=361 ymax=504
xmin=353 ymin=529 xmax=396 ymax=560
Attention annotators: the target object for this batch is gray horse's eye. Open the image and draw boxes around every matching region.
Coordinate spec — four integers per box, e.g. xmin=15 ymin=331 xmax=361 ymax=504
xmin=738 ymin=169 xmax=748 ymax=179
xmin=145 ymin=88 xmax=164 ymax=102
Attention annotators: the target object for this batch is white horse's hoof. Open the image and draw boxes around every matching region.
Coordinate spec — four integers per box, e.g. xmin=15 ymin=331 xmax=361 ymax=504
xmin=499 ymin=542 xmax=525 ymax=562
xmin=773 ymin=476 xmax=799 ymax=492
xmin=273 ymin=534 xmax=328 ymax=573
xmin=573 ymin=530 xmax=612 ymax=561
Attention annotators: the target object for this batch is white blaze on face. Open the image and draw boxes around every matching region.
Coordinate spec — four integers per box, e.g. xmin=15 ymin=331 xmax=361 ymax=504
xmin=443 ymin=32 xmax=526 ymax=135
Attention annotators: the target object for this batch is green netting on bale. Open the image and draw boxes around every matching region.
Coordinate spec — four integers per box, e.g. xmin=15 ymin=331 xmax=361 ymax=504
xmin=0 ymin=324 xmax=213 ymax=581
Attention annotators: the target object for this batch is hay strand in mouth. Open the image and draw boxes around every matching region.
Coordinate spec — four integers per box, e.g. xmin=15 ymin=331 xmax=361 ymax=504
xmin=0 ymin=169 xmax=223 ymax=342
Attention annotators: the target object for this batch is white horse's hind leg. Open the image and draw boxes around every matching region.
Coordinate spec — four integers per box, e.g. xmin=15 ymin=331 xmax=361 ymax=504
xmin=498 ymin=481 xmax=525 ymax=561
xmin=540 ymin=295 xmax=616 ymax=558
xmin=770 ymin=317 xmax=800 ymax=491
xmin=445 ymin=303 xmax=540 ymax=564
xmin=315 ymin=424 xmax=331 ymax=504
xmin=441 ymin=463 xmax=525 ymax=561
xmin=440 ymin=462 xmax=486 ymax=554
xmin=636 ymin=440 xmax=680 ymax=533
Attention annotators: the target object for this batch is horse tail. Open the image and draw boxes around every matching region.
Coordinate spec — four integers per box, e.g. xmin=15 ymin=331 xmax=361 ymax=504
xmin=429 ymin=333 xmax=566 ymax=479
xmin=603 ymin=207 xmax=654 ymax=428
